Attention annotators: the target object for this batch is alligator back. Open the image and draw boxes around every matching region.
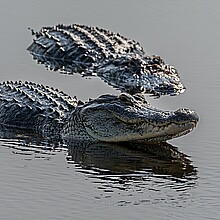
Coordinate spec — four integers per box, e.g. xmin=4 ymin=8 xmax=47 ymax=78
xmin=0 ymin=81 xmax=77 ymax=134
xmin=27 ymin=24 xmax=144 ymax=73
xmin=27 ymin=24 xmax=185 ymax=96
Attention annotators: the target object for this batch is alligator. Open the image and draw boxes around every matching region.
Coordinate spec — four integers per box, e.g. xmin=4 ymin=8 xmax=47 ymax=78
xmin=0 ymin=81 xmax=198 ymax=143
xmin=27 ymin=24 xmax=185 ymax=96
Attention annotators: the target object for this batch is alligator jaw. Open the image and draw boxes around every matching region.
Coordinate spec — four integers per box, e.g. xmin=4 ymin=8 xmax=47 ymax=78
xmin=99 ymin=115 xmax=199 ymax=143
xmin=138 ymin=120 xmax=198 ymax=143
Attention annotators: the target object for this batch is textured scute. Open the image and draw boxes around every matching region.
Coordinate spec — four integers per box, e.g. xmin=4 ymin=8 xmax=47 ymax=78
xmin=27 ymin=24 xmax=144 ymax=73
xmin=0 ymin=81 xmax=77 ymax=133
xmin=27 ymin=24 xmax=185 ymax=96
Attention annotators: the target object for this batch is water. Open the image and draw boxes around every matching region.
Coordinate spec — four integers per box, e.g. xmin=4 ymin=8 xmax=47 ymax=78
xmin=0 ymin=0 xmax=220 ymax=219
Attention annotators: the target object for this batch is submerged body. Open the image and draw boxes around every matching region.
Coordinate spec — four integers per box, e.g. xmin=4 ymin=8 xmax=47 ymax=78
xmin=0 ymin=81 xmax=198 ymax=143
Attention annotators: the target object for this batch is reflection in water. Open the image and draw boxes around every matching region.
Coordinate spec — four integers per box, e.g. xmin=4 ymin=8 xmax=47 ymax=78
xmin=0 ymin=126 xmax=197 ymax=206
xmin=67 ymin=140 xmax=196 ymax=178
xmin=0 ymin=125 xmax=65 ymax=158
xmin=66 ymin=140 xmax=197 ymax=191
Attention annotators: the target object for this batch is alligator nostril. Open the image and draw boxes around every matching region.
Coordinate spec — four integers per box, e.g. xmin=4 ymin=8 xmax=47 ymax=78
xmin=176 ymin=108 xmax=192 ymax=114
xmin=175 ymin=108 xmax=199 ymax=122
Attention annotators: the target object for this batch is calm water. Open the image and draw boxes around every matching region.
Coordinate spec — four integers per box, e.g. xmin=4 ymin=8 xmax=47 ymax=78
xmin=0 ymin=1 xmax=220 ymax=219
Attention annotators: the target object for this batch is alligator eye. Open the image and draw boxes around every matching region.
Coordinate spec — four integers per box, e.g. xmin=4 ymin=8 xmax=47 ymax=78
xmin=118 ymin=93 xmax=145 ymax=106
xmin=118 ymin=93 xmax=132 ymax=103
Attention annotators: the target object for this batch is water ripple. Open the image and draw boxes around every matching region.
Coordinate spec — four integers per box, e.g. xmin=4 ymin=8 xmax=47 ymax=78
xmin=0 ymin=127 xmax=197 ymax=207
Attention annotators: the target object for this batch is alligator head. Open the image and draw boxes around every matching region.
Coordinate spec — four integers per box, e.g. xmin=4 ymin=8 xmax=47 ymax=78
xmin=62 ymin=93 xmax=199 ymax=142
xmin=97 ymin=54 xmax=185 ymax=96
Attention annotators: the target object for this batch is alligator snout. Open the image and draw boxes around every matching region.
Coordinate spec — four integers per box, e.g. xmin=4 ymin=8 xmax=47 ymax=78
xmin=174 ymin=108 xmax=199 ymax=124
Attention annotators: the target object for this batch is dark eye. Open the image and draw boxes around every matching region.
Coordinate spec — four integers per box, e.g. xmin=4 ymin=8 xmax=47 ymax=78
xmin=118 ymin=93 xmax=131 ymax=102
xmin=118 ymin=93 xmax=148 ymax=107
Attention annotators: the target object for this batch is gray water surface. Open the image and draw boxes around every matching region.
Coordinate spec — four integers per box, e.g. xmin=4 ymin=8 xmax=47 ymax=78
xmin=0 ymin=1 xmax=220 ymax=219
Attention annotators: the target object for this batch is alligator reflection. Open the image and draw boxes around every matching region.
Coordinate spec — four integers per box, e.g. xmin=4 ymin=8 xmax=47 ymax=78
xmin=66 ymin=140 xmax=197 ymax=180
xmin=0 ymin=125 xmax=64 ymax=156
xmin=0 ymin=126 xmax=197 ymax=187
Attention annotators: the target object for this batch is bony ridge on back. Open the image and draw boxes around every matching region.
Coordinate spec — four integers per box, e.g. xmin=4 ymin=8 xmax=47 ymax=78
xmin=27 ymin=23 xmax=185 ymax=96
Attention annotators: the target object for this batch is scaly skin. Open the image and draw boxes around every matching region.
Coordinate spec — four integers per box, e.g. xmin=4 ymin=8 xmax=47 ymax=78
xmin=27 ymin=24 xmax=185 ymax=96
xmin=0 ymin=81 xmax=77 ymax=134
xmin=0 ymin=81 xmax=198 ymax=143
